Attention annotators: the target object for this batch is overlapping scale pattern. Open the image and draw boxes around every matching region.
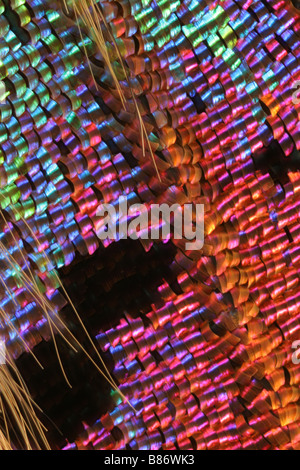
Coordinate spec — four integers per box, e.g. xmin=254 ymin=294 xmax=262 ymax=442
xmin=1 ymin=0 xmax=300 ymax=450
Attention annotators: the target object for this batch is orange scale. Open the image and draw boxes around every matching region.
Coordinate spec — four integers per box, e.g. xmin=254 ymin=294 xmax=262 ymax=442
xmin=267 ymin=232 xmax=289 ymax=255
xmin=262 ymin=254 xmax=277 ymax=276
xmin=269 ymin=324 xmax=284 ymax=348
xmin=203 ymin=431 xmax=220 ymax=450
xmin=217 ymin=405 xmax=235 ymax=428
xmin=277 ymin=404 xmax=300 ymax=427
xmin=284 ymin=268 xmax=299 ymax=291
xmin=140 ymin=352 xmax=156 ymax=375
xmin=285 ymin=294 xmax=300 ymax=316
xmin=283 ymin=316 xmax=300 ymax=342
xmin=267 ymin=367 xmax=287 ymax=393
xmin=278 ymin=206 xmax=299 ymax=228
xmin=278 ymin=386 xmax=300 ymax=408
xmin=134 ymin=336 xmax=150 ymax=356
xmin=289 ymin=246 xmax=300 ymax=266
xmin=169 ymin=360 xmax=186 ymax=383
xmin=126 ymin=55 xmax=146 ymax=75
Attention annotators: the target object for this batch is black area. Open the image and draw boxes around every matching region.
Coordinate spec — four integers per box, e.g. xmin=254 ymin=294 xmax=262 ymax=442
xmin=14 ymin=334 xmax=113 ymax=449
xmin=209 ymin=320 xmax=226 ymax=337
xmin=252 ymin=139 xmax=300 ymax=185
xmin=12 ymin=239 xmax=177 ymax=449
xmin=56 ymin=139 xmax=71 ymax=157
xmin=284 ymin=226 xmax=293 ymax=243
xmin=189 ymin=92 xmax=206 ymax=114
xmin=259 ymin=98 xmax=271 ymax=116
xmin=260 ymin=0 xmax=275 ymax=12
xmin=94 ymin=95 xmax=112 ymax=115
xmin=58 ymin=238 xmax=178 ymax=333
xmin=106 ymin=138 xmax=121 ymax=155
xmin=123 ymin=151 xmax=140 ymax=168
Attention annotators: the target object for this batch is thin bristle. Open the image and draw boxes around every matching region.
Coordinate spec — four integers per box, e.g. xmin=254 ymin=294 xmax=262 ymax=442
xmin=70 ymin=0 xmax=162 ymax=180
xmin=0 ymin=356 xmax=51 ymax=450
xmin=0 ymin=191 xmax=134 ymax=410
